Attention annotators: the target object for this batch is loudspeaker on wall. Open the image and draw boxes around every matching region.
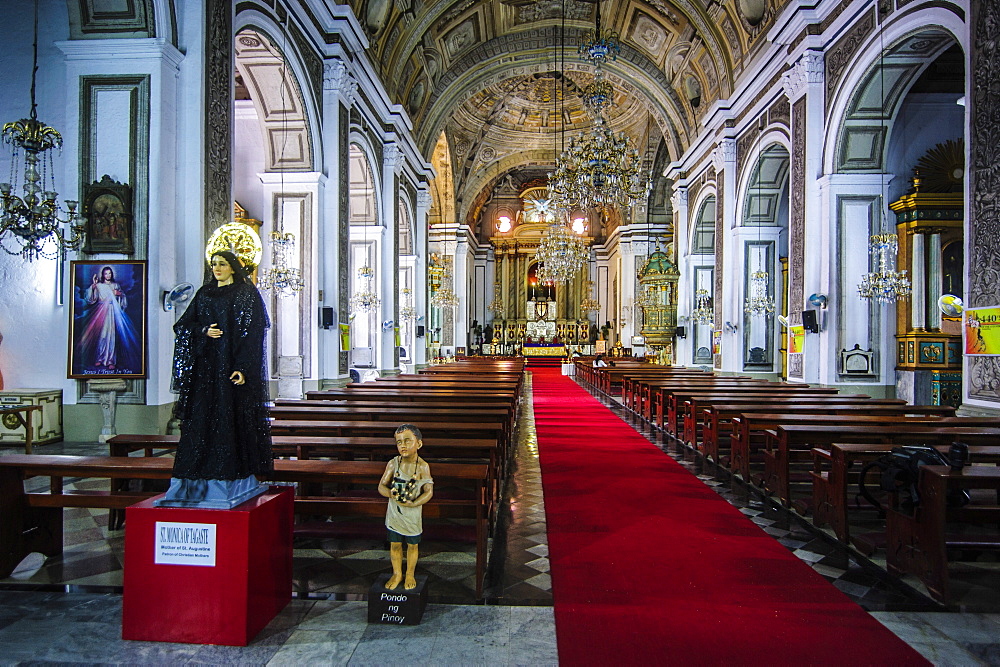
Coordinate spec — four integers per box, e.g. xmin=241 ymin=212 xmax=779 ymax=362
xmin=675 ymin=326 xmax=686 ymax=338
xmin=416 ymin=325 xmax=425 ymax=338
xmin=320 ymin=306 xmax=334 ymax=329
xmin=802 ymin=310 xmax=819 ymax=333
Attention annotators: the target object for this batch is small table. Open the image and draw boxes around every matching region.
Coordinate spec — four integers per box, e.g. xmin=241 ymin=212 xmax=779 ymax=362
xmin=0 ymin=405 xmax=43 ymax=454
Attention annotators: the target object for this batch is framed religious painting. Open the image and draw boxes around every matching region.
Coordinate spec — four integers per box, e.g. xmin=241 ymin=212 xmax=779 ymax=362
xmin=82 ymin=175 xmax=134 ymax=254
xmin=67 ymin=260 xmax=147 ymax=379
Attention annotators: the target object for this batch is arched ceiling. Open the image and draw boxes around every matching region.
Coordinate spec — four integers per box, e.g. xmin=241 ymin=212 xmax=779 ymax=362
xmin=348 ymin=0 xmax=787 ymax=223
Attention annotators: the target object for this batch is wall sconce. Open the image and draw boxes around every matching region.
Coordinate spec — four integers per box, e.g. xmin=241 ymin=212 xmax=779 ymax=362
xmin=724 ymin=321 xmax=738 ymax=333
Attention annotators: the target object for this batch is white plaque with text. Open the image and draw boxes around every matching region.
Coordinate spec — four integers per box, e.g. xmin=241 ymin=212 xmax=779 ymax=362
xmin=154 ymin=521 xmax=217 ymax=566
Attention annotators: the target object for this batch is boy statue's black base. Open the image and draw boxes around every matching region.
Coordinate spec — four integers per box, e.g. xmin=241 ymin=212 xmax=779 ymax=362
xmin=368 ymin=574 xmax=429 ymax=625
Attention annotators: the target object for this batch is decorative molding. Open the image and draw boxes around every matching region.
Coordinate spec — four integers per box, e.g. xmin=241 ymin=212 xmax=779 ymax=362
xmin=789 ymin=97 xmax=806 ymax=325
xmin=969 ymin=0 xmax=1000 ymax=402
xmin=338 ymin=104 xmax=350 ymax=376
xmin=782 ymin=51 xmax=824 ymax=101
xmin=204 ymin=0 xmax=232 ymax=238
xmin=789 ymin=353 xmax=804 ymax=378
xmin=824 ymin=9 xmax=875 ymax=113
xmin=69 ymin=0 xmax=155 ymax=39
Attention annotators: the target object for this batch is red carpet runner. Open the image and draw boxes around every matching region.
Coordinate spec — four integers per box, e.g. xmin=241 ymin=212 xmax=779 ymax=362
xmin=532 ymin=369 xmax=927 ymax=665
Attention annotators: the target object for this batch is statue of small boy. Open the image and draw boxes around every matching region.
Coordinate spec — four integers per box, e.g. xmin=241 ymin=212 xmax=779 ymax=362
xmin=378 ymin=424 xmax=434 ymax=590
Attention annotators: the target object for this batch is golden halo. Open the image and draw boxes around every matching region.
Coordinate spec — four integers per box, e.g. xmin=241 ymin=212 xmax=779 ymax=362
xmin=205 ymin=222 xmax=263 ymax=270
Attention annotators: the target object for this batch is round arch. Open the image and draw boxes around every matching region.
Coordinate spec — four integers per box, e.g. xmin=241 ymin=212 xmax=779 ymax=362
xmin=232 ymin=21 xmax=320 ymax=174
xmin=823 ymin=8 xmax=966 ymax=175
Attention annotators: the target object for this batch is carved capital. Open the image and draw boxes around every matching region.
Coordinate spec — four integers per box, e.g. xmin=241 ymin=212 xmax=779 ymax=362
xmin=782 ymin=51 xmax=824 ymax=100
xmin=417 ymin=189 xmax=433 ymax=210
xmin=383 ymin=143 xmax=404 ymax=173
xmin=324 ymin=60 xmax=357 ymax=104
xmin=712 ymin=139 xmax=736 ymax=172
xmin=670 ymin=185 xmax=688 ymax=211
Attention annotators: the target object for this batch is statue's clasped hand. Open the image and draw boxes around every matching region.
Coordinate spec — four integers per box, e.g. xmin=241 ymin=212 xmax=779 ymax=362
xmin=205 ymin=323 xmax=223 ymax=339
xmin=230 ymin=371 xmax=245 ymax=386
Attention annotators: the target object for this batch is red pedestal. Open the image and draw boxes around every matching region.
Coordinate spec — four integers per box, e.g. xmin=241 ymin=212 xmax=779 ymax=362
xmin=122 ymin=487 xmax=293 ymax=646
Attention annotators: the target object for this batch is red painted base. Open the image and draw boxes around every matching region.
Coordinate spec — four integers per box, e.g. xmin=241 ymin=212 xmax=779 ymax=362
xmin=122 ymin=487 xmax=293 ymax=646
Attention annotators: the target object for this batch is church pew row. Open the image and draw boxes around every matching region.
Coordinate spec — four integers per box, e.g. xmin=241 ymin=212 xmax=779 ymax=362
xmin=0 ymin=455 xmax=491 ymax=598
xmin=666 ymin=388 xmax=846 ymax=437
xmin=701 ymin=403 xmax=955 ymax=466
xmin=106 ymin=433 xmax=502 ymax=530
xmin=886 ymin=465 xmax=1000 ymax=604
xmin=809 ymin=443 xmax=1000 ymax=546
xmin=760 ymin=423 xmax=1000 ymax=508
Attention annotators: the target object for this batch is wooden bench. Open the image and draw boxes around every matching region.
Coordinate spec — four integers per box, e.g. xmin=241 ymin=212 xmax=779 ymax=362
xmin=761 ymin=423 xmax=1000 ymax=507
xmin=0 ymin=405 xmax=44 ymax=454
xmin=0 ymin=455 xmax=491 ymax=598
xmin=701 ymin=402 xmax=952 ymax=466
xmin=665 ymin=387 xmax=844 ymax=437
xmin=106 ymin=433 xmax=503 ymax=530
xmin=810 ymin=443 xmax=1000 ymax=546
xmin=886 ymin=465 xmax=1000 ymax=603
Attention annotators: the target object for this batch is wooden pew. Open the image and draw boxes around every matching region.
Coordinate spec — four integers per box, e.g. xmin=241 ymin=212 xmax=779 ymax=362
xmin=666 ymin=387 xmax=844 ymax=437
xmin=762 ymin=423 xmax=1000 ymax=507
xmin=620 ymin=370 xmax=715 ymax=416
xmin=886 ymin=465 xmax=1000 ymax=603
xmin=305 ymin=388 xmax=517 ymax=410
xmin=106 ymin=433 xmax=502 ymax=529
xmin=810 ymin=443 xmax=1000 ymax=545
xmin=0 ymin=454 xmax=492 ymax=598
xmin=701 ymin=402 xmax=952 ymax=465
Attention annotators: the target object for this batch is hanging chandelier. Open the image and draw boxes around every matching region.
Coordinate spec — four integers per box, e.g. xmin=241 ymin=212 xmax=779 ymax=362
xmin=350 ymin=263 xmax=381 ymax=313
xmin=744 ymin=270 xmax=775 ymax=317
xmin=579 ymin=280 xmax=601 ymax=316
xmin=0 ymin=0 xmax=84 ymax=261
xmin=550 ymin=1 xmax=647 ymax=211
xmin=691 ymin=289 xmax=714 ymax=326
xmin=857 ymin=233 xmax=911 ymax=303
xmin=487 ymin=282 xmax=505 ymax=318
xmin=535 ymin=214 xmax=589 ymax=284
xmin=399 ymin=287 xmax=416 ymax=320
xmin=259 ymin=230 xmax=304 ymax=297
xmin=429 ymin=255 xmax=460 ymax=308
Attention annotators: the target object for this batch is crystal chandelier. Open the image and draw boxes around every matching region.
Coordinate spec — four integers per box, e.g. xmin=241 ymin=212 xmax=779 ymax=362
xmin=0 ymin=1 xmax=84 ymax=261
xmin=744 ymin=270 xmax=775 ymax=317
xmin=691 ymin=288 xmax=714 ymax=325
xmin=857 ymin=233 xmax=911 ymax=303
xmin=399 ymin=287 xmax=416 ymax=320
xmin=350 ymin=263 xmax=381 ymax=313
xmin=259 ymin=230 xmax=303 ymax=297
xmin=579 ymin=280 xmax=601 ymax=316
xmin=487 ymin=282 xmax=505 ymax=318
xmin=550 ymin=2 xmax=647 ymax=210
xmin=535 ymin=214 xmax=589 ymax=284
xmin=429 ymin=255 xmax=460 ymax=308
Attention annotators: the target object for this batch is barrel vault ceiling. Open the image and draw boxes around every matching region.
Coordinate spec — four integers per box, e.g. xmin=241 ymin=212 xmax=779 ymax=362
xmin=346 ymin=0 xmax=786 ymax=223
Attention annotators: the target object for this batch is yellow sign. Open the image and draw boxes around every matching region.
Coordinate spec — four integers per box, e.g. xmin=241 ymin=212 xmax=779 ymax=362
xmin=339 ymin=323 xmax=351 ymax=351
xmin=712 ymin=331 xmax=721 ymax=355
xmin=965 ymin=307 xmax=1000 ymax=355
xmin=788 ymin=326 xmax=805 ymax=354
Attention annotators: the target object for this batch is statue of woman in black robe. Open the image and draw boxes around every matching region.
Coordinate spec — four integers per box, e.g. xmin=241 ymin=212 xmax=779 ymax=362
xmin=157 ymin=250 xmax=273 ymax=508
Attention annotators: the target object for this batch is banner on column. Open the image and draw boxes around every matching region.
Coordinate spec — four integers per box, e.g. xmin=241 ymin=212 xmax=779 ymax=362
xmin=788 ymin=326 xmax=805 ymax=354
xmin=712 ymin=330 xmax=721 ymax=355
xmin=339 ymin=323 xmax=351 ymax=351
xmin=965 ymin=306 xmax=1000 ymax=355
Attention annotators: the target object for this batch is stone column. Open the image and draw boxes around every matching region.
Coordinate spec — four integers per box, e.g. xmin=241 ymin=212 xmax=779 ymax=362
xmin=782 ymin=50 xmax=824 ymax=382
xmin=927 ymin=232 xmax=942 ymax=331
xmin=911 ymin=232 xmax=926 ymax=330
xmin=712 ymin=139 xmax=737 ymax=372
xmin=322 ymin=59 xmax=357 ymax=381
xmin=87 ymin=379 xmax=128 ymax=443
xmin=414 ymin=189 xmax=432 ymax=366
